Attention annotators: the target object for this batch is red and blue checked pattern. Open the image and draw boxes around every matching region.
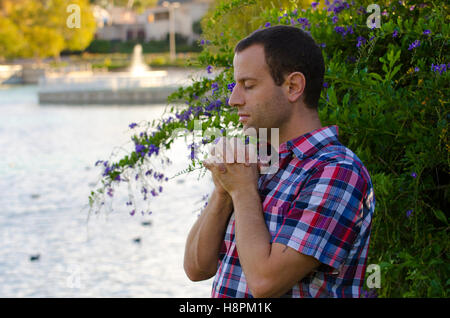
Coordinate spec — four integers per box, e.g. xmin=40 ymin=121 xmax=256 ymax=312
xmin=211 ymin=125 xmax=375 ymax=298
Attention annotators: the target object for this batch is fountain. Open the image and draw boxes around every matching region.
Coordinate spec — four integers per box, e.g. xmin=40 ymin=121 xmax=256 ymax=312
xmin=38 ymin=44 xmax=193 ymax=105
xmin=129 ymin=44 xmax=150 ymax=76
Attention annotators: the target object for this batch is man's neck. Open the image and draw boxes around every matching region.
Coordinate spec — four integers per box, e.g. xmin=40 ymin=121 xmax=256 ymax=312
xmin=278 ymin=108 xmax=322 ymax=145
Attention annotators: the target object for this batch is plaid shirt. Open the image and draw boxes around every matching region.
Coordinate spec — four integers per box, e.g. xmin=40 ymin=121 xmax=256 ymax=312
xmin=211 ymin=125 xmax=375 ymax=298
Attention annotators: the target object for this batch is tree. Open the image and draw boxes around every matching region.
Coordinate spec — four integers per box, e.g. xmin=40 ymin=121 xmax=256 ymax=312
xmin=0 ymin=0 xmax=96 ymax=60
xmin=0 ymin=15 xmax=24 ymax=59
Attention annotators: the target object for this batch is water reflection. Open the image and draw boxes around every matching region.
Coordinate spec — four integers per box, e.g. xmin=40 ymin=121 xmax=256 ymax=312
xmin=0 ymin=85 xmax=213 ymax=297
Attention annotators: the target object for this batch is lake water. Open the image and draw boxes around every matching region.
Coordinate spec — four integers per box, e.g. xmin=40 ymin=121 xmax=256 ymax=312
xmin=0 ymin=85 xmax=214 ymax=297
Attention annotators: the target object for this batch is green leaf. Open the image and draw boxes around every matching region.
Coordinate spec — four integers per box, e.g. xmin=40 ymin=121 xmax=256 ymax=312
xmin=432 ymin=209 xmax=448 ymax=224
xmin=369 ymin=73 xmax=383 ymax=82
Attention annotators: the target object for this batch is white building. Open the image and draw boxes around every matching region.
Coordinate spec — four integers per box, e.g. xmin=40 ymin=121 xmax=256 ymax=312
xmin=93 ymin=0 xmax=212 ymax=44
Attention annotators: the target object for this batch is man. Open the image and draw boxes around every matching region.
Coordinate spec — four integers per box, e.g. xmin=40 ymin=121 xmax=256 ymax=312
xmin=183 ymin=25 xmax=375 ymax=298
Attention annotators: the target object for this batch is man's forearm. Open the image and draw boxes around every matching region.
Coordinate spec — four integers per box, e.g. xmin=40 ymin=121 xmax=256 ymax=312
xmin=231 ymin=186 xmax=273 ymax=292
xmin=183 ymin=188 xmax=233 ymax=281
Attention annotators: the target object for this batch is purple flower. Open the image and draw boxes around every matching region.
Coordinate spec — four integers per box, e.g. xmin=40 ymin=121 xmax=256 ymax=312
xmin=227 ymin=82 xmax=236 ymax=92
xmin=327 ymin=0 xmax=349 ymax=14
xmin=206 ymin=65 xmax=213 ymax=73
xmin=333 ymin=25 xmax=353 ymax=38
xmin=148 ymin=144 xmax=159 ymax=157
xmin=205 ymin=100 xmax=222 ymax=112
xmin=175 ymin=107 xmax=193 ymax=122
xmin=408 ymin=40 xmax=421 ymax=51
xmin=392 ymin=30 xmax=399 ymax=38
xmin=135 ymin=144 xmax=146 ymax=156
xmin=297 ymin=17 xmax=310 ymax=29
xmin=189 ymin=142 xmax=200 ymax=160
xmin=431 ymin=63 xmax=448 ymax=75
xmin=129 ymin=122 xmax=138 ymax=129
xmin=423 ymin=29 xmax=431 ymax=35
xmin=102 ymin=163 xmax=112 ymax=176
xmin=334 ymin=26 xmax=346 ymax=35
xmin=211 ymin=82 xmax=219 ymax=95
xmin=356 ymin=5 xmax=366 ymax=15
xmin=332 ymin=16 xmax=338 ymax=24
xmin=411 ymin=172 xmax=417 ymax=178
xmin=311 ymin=2 xmax=319 ymax=9
xmin=406 ymin=209 xmax=413 ymax=218
xmin=414 ymin=67 xmax=420 ymax=72
xmin=129 ymin=209 xmax=136 ymax=216
xmin=192 ymin=105 xmax=202 ymax=117
xmin=163 ymin=116 xmax=174 ymax=124
xmin=320 ymin=43 xmax=326 ymax=48
xmin=323 ymin=82 xmax=329 ymax=88
xmin=356 ymin=36 xmax=366 ymax=47
xmin=264 ymin=22 xmax=271 ymax=27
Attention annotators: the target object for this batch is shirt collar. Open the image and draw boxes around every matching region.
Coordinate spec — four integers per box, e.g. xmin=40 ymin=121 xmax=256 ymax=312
xmin=278 ymin=125 xmax=340 ymax=160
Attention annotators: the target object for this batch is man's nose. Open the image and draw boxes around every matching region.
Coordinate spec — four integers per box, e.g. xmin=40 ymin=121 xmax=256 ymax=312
xmin=228 ymin=84 xmax=244 ymax=108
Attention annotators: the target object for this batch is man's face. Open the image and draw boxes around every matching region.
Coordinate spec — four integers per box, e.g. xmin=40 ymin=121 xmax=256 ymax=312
xmin=229 ymin=44 xmax=292 ymax=134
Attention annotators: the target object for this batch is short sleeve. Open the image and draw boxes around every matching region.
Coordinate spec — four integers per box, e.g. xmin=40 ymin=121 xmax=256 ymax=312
xmin=272 ymin=163 xmax=368 ymax=271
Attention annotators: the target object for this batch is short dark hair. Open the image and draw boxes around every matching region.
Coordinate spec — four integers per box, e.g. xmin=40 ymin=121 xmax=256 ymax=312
xmin=234 ymin=25 xmax=325 ymax=109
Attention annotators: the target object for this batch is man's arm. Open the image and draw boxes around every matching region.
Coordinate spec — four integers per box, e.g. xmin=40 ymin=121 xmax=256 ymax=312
xmin=183 ymin=187 xmax=233 ymax=281
xmin=231 ymin=186 xmax=320 ymax=298
xmin=202 ymin=139 xmax=320 ymax=297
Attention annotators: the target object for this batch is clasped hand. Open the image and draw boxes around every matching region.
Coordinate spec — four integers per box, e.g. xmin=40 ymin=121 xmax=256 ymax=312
xmin=202 ymin=137 xmax=260 ymax=196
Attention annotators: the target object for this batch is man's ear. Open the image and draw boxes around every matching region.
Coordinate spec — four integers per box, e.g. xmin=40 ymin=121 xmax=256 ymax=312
xmin=284 ymin=72 xmax=306 ymax=103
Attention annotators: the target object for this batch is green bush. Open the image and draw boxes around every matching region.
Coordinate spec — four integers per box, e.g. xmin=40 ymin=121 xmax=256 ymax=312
xmin=85 ymin=34 xmax=202 ymax=54
xmin=90 ymin=0 xmax=449 ymax=297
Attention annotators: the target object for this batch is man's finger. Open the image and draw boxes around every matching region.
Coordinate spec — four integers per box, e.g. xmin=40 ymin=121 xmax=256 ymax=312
xmin=235 ymin=137 xmax=246 ymax=164
xmin=203 ymin=158 xmax=212 ymax=170
xmin=215 ymin=137 xmax=235 ymax=164
xmin=246 ymin=142 xmax=258 ymax=165
xmin=203 ymin=158 xmax=226 ymax=174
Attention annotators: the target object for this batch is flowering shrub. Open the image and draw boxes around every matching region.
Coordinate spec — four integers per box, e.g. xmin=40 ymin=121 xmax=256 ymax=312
xmin=89 ymin=0 xmax=449 ymax=297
